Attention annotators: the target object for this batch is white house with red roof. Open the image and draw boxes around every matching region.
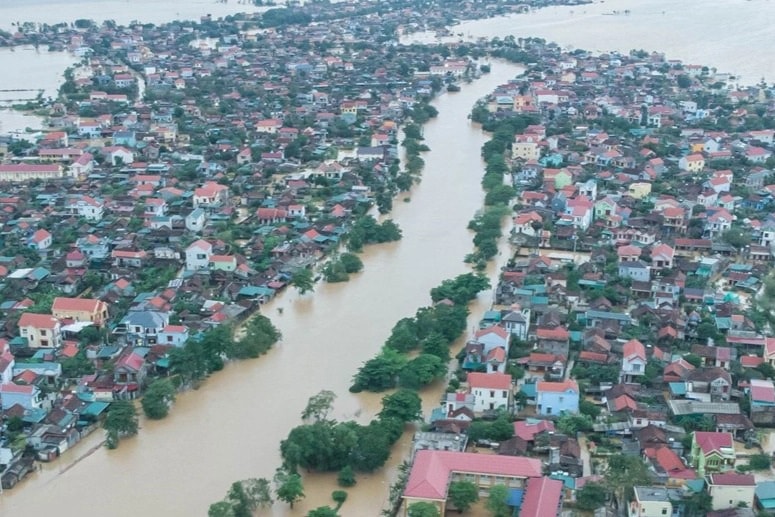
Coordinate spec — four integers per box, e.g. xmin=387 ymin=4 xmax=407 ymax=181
xmin=536 ymin=379 xmax=579 ymax=416
xmin=193 ymin=181 xmax=229 ymax=208
xmin=18 ymin=313 xmax=62 ymax=348
xmin=28 ymin=229 xmax=52 ymax=251
xmin=707 ymin=473 xmax=755 ymax=510
xmin=401 ymin=450 xmax=542 ymax=515
xmin=158 ymin=325 xmax=189 ymax=347
xmin=621 ymin=339 xmax=647 ymax=383
xmin=650 ymin=243 xmax=675 ymax=270
xmin=186 ymin=239 xmax=213 ymax=270
xmin=65 ymin=194 xmax=104 ymax=222
xmin=467 ymin=372 xmax=512 ymax=413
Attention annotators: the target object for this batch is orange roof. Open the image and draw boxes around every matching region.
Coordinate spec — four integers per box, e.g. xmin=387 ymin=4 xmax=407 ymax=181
xmin=467 ymin=372 xmax=512 ymax=390
xmin=19 ymin=312 xmax=59 ymax=329
xmin=537 ymin=379 xmax=578 ymax=393
xmin=623 ymin=339 xmax=646 ymax=361
xmin=52 ymin=297 xmax=104 ymax=313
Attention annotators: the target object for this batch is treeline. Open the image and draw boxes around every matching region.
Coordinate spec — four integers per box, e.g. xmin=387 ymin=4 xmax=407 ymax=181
xmin=466 ymin=112 xmax=540 ymax=266
xmin=322 ymin=252 xmax=364 ymax=283
xmin=350 ymin=273 xmax=489 ymax=392
xmin=168 ymin=316 xmax=281 ymax=383
xmin=346 ymin=215 xmax=402 ymax=252
xmin=261 ymin=8 xmax=312 ymax=28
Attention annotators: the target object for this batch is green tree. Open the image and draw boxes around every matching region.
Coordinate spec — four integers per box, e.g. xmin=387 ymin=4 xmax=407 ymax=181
xmin=349 ymin=420 xmax=393 ymax=472
xmin=486 ymin=484 xmax=510 ymax=517
xmin=291 ymin=268 xmax=315 ymax=294
xmin=399 ymin=354 xmax=446 ymax=389
xmin=430 ymin=273 xmax=490 ymax=305
xmin=351 ymin=348 xmax=406 ymax=392
xmin=339 ymin=253 xmax=363 ymax=273
xmin=307 ymin=507 xmax=337 ymax=517
xmin=605 ymin=455 xmax=651 ymax=506
xmin=301 ymin=390 xmax=336 ymax=422
xmin=575 ymin=482 xmax=607 ymax=511
xmin=331 ymin=490 xmax=347 ymax=509
xmin=280 ymin=421 xmax=357 ymax=471
xmin=141 ymin=378 xmax=176 ymax=420
xmin=232 ymin=314 xmax=281 ymax=358
xmin=379 ymin=389 xmax=422 ymax=423
xmin=337 ymin=465 xmax=356 ymax=487
xmin=103 ymin=400 xmax=139 ymax=449
xmin=208 ymin=501 xmax=236 ymax=517
xmin=556 ymin=413 xmax=594 ymax=435
xmin=447 ymin=481 xmax=479 ymax=513
xmin=274 ymin=468 xmax=305 ymax=509
xmin=579 ymin=400 xmax=602 ymax=419
xmin=684 ymin=490 xmax=712 ymax=517
xmin=408 ymin=502 xmax=441 ymax=517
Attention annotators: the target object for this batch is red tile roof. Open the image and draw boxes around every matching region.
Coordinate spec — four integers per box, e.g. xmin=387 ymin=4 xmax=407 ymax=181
xmin=403 ymin=450 xmax=542 ymax=500
xmin=520 ymin=477 xmax=563 ymax=517
xmin=52 ymin=297 xmax=104 ymax=313
xmin=750 ymin=379 xmax=775 ymax=403
xmin=537 ymin=379 xmax=578 ymax=393
xmin=536 ymin=327 xmax=569 ymax=341
xmin=474 ymin=325 xmax=509 ymax=341
xmin=513 ymin=419 xmax=555 ymax=441
xmin=18 ymin=312 xmax=59 ymax=329
xmin=708 ymin=473 xmax=755 ymax=486
xmin=467 ymin=372 xmax=512 ymax=390
xmin=623 ymin=339 xmax=646 ymax=361
xmin=694 ymin=431 xmax=733 ymax=455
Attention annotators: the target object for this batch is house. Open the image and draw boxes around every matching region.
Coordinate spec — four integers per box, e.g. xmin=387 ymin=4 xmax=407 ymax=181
xmin=0 ymin=383 xmax=42 ymax=410
xmin=113 ymin=348 xmax=148 ymax=395
xmin=501 ymin=308 xmax=530 ymax=340
xmin=748 ymin=378 xmax=775 ymax=425
xmin=619 ymin=260 xmax=651 ymax=282
xmin=186 ymin=208 xmax=207 ymax=233
xmin=621 ymin=339 xmax=647 ymax=383
xmin=65 ymin=195 xmax=104 ymax=222
xmin=401 ymin=450 xmax=542 ymax=515
xmin=120 ymin=310 xmax=170 ymax=346
xmin=186 ymin=239 xmax=213 ymax=270
xmin=521 ymin=477 xmax=564 ymax=517
xmin=536 ymin=379 xmax=579 ymax=416
xmin=28 ymin=229 xmax=52 ymax=251
xmin=707 ymin=473 xmax=755 ymax=511
xmin=77 ymin=235 xmax=110 ymax=261
xmin=193 ymin=181 xmax=229 ymax=208
xmin=52 ymin=297 xmax=109 ymax=327
xmin=651 ymin=243 xmax=675 ymax=270
xmin=467 ymin=372 xmax=512 ymax=413
xmin=472 ymin=325 xmax=510 ymax=355
xmin=690 ymin=431 xmax=735 ymax=476
xmin=679 ymin=153 xmax=705 ymax=172
xmin=0 ymin=164 xmax=63 ymax=182
xmin=18 ymin=313 xmax=62 ymax=348
xmin=111 ymin=250 xmax=148 ymax=268
xmin=628 ymin=486 xmax=683 ymax=517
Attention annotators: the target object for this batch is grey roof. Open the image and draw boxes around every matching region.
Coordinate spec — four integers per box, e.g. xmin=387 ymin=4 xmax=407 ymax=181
xmin=122 ymin=310 xmax=169 ymax=329
xmin=668 ymin=399 xmax=741 ymax=416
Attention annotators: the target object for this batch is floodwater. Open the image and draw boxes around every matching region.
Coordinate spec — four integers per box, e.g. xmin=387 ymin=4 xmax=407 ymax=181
xmin=0 ymin=61 xmax=525 ymax=515
xmin=0 ymin=0 xmax=773 ymax=514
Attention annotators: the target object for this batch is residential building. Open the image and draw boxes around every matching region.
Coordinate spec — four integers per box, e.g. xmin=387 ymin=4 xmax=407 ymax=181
xmin=536 ymin=379 xmax=579 ymax=416
xmin=18 ymin=313 xmax=62 ymax=348
xmin=52 ymin=297 xmax=109 ymax=327
xmin=707 ymin=473 xmax=755 ymax=510
xmin=621 ymin=339 xmax=647 ymax=383
xmin=690 ymin=431 xmax=736 ymax=476
xmin=0 ymin=383 xmax=43 ymax=410
xmin=401 ymin=450 xmax=542 ymax=515
xmin=628 ymin=486 xmax=682 ymax=517
xmin=186 ymin=239 xmax=213 ymax=270
xmin=467 ymin=372 xmax=512 ymax=413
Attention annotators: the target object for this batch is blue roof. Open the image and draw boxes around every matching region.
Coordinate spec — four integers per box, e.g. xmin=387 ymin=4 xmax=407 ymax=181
xmin=669 ymin=382 xmax=687 ymax=395
xmin=520 ymin=383 xmax=537 ymax=398
xmin=507 ymin=488 xmax=524 ymax=507
xmin=757 ymin=481 xmax=775 ymax=505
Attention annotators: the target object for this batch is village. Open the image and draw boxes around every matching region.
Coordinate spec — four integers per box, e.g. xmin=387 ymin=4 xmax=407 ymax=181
xmin=396 ymin=36 xmax=775 ymax=517
xmin=0 ymin=1 xmax=772 ymax=517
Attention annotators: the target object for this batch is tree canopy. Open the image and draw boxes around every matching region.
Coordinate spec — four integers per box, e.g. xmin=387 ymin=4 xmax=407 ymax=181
xmin=274 ymin=468 xmax=305 ymax=509
xmin=103 ymin=400 xmax=139 ymax=449
xmin=447 ymin=481 xmax=479 ymax=512
xmin=141 ymin=378 xmax=176 ymax=420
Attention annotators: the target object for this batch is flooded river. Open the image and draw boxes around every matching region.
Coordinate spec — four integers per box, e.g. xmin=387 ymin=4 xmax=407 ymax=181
xmin=0 ymin=62 xmax=525 ymax=516
xmin=0 ymin=0 xmax=774 ymax=514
